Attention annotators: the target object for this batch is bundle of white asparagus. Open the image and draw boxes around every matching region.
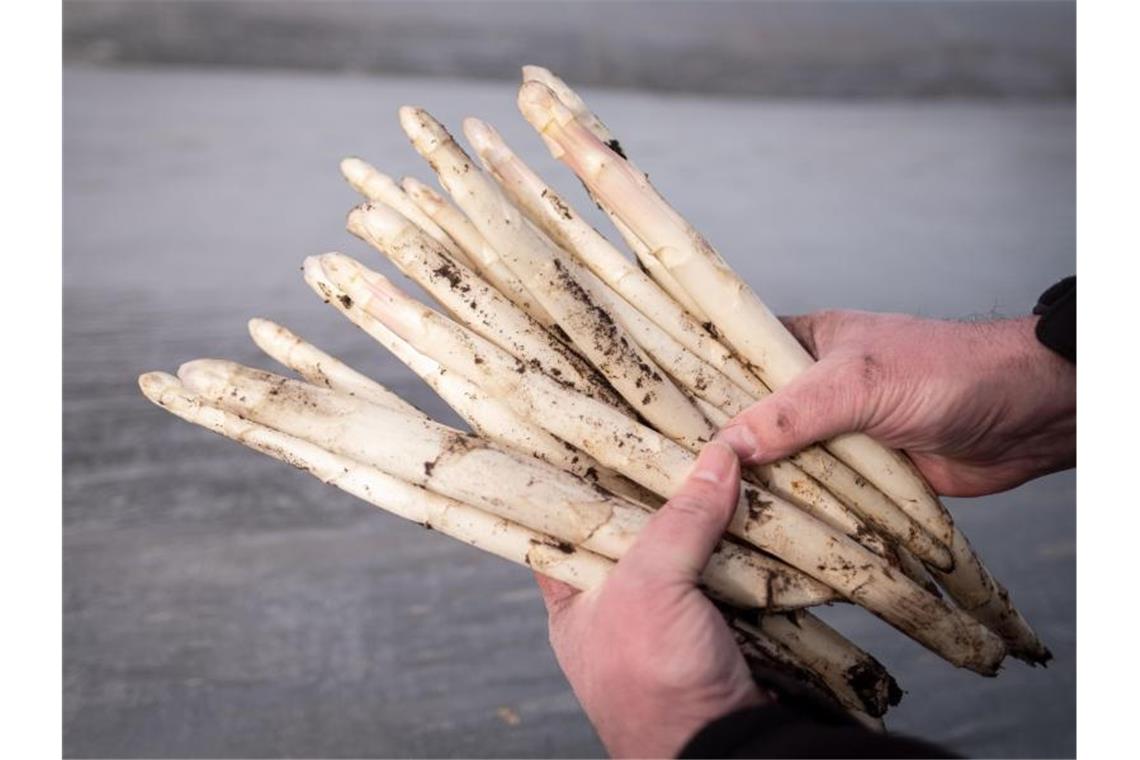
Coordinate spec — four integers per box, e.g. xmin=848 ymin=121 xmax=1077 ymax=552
xmin=139 ymin=67 xmax=1049 ymax=725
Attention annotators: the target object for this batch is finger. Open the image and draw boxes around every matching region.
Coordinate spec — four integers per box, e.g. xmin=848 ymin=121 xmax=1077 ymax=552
xmin=533 ymin=572 xmax=580 ymax=619
xmin=616 ymin=441 xmax=741 ymax=584
xmin=716 ymin=356 xmax=864 ymax=465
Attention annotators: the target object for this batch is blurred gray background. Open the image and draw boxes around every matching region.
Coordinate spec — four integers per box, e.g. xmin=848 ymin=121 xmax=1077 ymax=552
xmin=63 ymin=1 xmax=1075 ymax=757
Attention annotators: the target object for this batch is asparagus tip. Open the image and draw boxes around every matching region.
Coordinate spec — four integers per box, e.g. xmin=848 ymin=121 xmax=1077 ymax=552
xmin=349 ymin=199 xmax=409 ymax=241
xmin=339 ymin=156 xmax=369 ymax=183
xmin=138 ymin=371 xmax=179 ymax=403
xmin=462 ymin=117 xmax=503 ymax=162
xmin=247 ymin=317 xmax=277 ymax=344
xmin=520 ymin=64 xmax=554 ymax=83
xmin=399 ymin=106 xmax=452 ymax=155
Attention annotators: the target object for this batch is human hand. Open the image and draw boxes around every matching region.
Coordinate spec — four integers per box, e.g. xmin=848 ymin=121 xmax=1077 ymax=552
xmin=716 ymin=311 xmax=1076 ymax=497
xmin=534 ymin=441 xmax=766 ymax=758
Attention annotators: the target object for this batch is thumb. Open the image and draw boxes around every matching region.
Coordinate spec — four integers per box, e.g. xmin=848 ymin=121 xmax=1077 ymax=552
xmin=616 ymin=441 xmax=741 ymax=584
xmin=716 ymin=357 xmax=864 ymax=465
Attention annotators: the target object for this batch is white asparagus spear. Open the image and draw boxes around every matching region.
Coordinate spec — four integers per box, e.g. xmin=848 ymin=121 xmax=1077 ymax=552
xmin=340 ymin=157 xmax=478 ymax=271
xmin=517 ymin=80 xmax=956 ymax=551
xmin=398 ymin=106 xmax=714 ymax=449
xmin=519 ymin=65 xmax=710 ymax=321
xmin=931 ymin=528 xmax=1051 ymax=664
xmin=247 ymin=317 xmax=425 ymax=417
xmin=178 ymin=358 xmax=830 ymax=612
xmin=401 ymin=175 xmax=558 ymax=328
xmin=139 ymin=371 xmax=614 ymax=590
xmin=338 ymin=259 xmax=1005 ymax=673
xmin=468 ymin=110 xmax=953 ymax=572
xmin=346 ymin=201 xmax=625 ymax=409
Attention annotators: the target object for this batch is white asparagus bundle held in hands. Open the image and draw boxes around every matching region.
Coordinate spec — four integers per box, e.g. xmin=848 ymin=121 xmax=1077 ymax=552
xmin=312 ymin=252 xmax=1006 ymax=675
xmin=137 ymin=68 xmax=1052 ymax=726
xmin=514 ymin=74 xmax=1047 ymax=665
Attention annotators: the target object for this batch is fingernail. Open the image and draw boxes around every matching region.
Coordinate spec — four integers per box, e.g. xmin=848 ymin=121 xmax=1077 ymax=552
xmin=715 ymin=425 xmax=760 ymax=463
xmin=693 ymin=440 xmax=738 ymax=484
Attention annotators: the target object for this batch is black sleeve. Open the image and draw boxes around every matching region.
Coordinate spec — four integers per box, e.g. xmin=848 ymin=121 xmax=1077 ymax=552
xmin=1033 ymin=275 xmax=1075 ymax=363
xmin=680 ymin=665 xmax=953 ymax=759
xmin=680 ymin=703 xmax=955 ymax=759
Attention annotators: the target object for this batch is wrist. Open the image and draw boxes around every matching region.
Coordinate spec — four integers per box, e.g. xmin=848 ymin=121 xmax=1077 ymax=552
xmin=966 ymin=316 xmax=1076 ymax=473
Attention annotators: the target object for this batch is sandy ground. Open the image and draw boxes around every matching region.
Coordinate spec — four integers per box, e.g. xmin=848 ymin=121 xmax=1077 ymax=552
xmin=64 ymin=66 xmax=1075 ymax=758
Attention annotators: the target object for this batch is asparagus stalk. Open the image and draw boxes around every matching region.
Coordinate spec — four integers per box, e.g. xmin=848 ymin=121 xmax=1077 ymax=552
xmin=400 ymin=175 xmax=558 ymax=329
xmin=330 ymin=256 xmax=1005 ymax=673
xmin=931 ymin=528 xmax=1051 ymax=665
xmin=138 ymin=371 xmax=614 ymax=590
xmin=398 ymin=106 xmax=715 ymax=449
xmin=346 ymin=201 xmax=624 ymax=409
xmin=730 ymin=624 xmax=883 ymax=730
xmin=519 ymin=65 xmax=710 ymax=321
xmin=340 ymin=157 xmax=478 ymax=271
xmin=732 ymin=613 xmax=902 ymax=719
xmin=517 ymin=80 xmax=956 ymax=552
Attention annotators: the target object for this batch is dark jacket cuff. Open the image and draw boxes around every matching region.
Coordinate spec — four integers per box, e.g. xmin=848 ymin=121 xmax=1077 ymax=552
xmin=1033 ymin=275 xmax=1076 ymax=363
